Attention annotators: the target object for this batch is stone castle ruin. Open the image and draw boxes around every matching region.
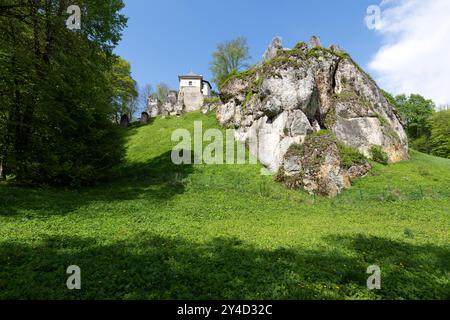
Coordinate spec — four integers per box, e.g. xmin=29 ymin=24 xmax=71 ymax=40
xmin=146 ymin=72 xmax=212 ymax=117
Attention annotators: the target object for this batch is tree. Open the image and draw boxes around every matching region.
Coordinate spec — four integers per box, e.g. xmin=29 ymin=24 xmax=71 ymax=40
xmin=0 ymin=0 xmax=129 ymax=186
xmin=156 ymin=83 xmax=170 ymax=104
xmin=139 ymin=84 xmax=154 ymax=113
xmin=209 ymin=37 xmax=251 ymax=88
xmin=109 ymin=57 xmax=138 ymax=121
xmin=394 ymin=94 xmax=435 ymax=139
xmin=383 ymin=92 xmax=438 ymax=153
xmin=430 ymin=110 xmax=450 ymax=159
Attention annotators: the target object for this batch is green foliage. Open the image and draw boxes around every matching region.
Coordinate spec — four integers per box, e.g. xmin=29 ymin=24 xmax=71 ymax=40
xmin=156 ymin=83 xmax=171 ymax=104
xmin=409 ymin=136 xmax=432 ymax=154
xmin=429 ymin=110 xmax=450 ymax=159
xmin=0 ymin=112 xmax=449 ymax=299
xmin=393 ymin=94 xmax=435 ymax=140
xmin=0 ymin=0 xmax=128 ymax=186
xmin=382 ymin=90 xmax=396 ymax=107
xmin=314 ymin=129 xmax=332 ymax=136
xmin=383 ymin=92 xmax=450 ymax=160
xmin=244 ymin=91 xmax=253 ymax=107
xmin=203 ymin=97 xmax=221 ymax=104
xmin=253 ymin=76 xmax=263 ymax=88
xmin=210 ymin=37 xmax=251 ymax=88
xmin=370 ymin=145 xmax=389 ymax=165
xmin=108 ymin=57 xmax=138 ymax=121
xmin=337 ymin=143 xmax=367 ymax=169
xmin=307 ymin=47 xmax=349 ymax=60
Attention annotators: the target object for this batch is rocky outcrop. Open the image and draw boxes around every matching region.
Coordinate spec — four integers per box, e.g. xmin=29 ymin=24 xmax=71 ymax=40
xmin=147 ymin=96 xmax=160 ymax=118
xmin=309 ymin=35 xmax=322 ymax=48
xmin=147 ymin=91 xmax=184 ymax=117
xmin=263 ymin=37 xmax=283 ymax=61
xmin=276 ymin=133 xmax=371 ymax=197
xmin=179 ymin=88 xmax=205 ymax=113
xmin=216 ymin=36 xmax=409 ymax=196
xmin=201 ymin=98 xmax=222 ymax=114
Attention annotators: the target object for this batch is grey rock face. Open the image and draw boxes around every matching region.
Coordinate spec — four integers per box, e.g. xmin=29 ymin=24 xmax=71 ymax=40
xmin=202 ymin=98 xmax=221 ymax=114
xmin=147 ymin=91 xmax=185 ymax=117
xmin=277 ymin=134 xmax=371 ymax=197
xmin=263 ymin=36 xmax=283 ymax=61
xmin=331 ymin=59 xmax=409 ymax=162
xmin=330 ymin=44 xmax=344 ymax=54
xmin=309 ymin=35 xmax=322 ymax=48
xmin=147 ymin=96 xmax=161 ymax=118
xmin=217 ymin=37 xmax=409 ymax=195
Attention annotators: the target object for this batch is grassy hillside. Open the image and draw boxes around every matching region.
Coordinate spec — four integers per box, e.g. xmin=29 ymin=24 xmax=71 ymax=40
xmin=0 ymin=111 xmax=449 ymax=300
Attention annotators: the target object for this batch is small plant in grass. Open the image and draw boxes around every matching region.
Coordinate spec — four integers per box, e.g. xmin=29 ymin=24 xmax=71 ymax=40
xmin=370 ymin=145 xmax=389 ymax=165
xmin=382 ymin=188 xmax=402 ymax=202
xmin=404 ymin=228 xmax=414 ymax=239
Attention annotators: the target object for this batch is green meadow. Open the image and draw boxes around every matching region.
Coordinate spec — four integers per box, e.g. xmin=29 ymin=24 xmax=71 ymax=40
xmin=0 ymin=112 xmax=449 ymax=299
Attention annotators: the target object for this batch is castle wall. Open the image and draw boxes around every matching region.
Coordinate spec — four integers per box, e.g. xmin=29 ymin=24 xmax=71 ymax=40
xmin=202 ymin=83 xmax=211 ymax=97
xmin=179 ymin=79 xmax=202 ymax=89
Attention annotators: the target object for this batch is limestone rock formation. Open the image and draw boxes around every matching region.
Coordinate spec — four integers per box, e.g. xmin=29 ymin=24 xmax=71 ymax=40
xmin=309 ymin=35 xmax=322 ymax=48
xmin=147 ymin=91 xmax=184 ymax=117
xmin=201 ymin=98 xmax=222 ymax=114
xmin=263 ymin=36 xmax=283 ymax=61
xmin=147 ymin=96 xmax=160 ymax=118
xmin=276 ymin=133 xmax=371 ymax=197
xmin=216 ymin=37 xmax=409 ymax=196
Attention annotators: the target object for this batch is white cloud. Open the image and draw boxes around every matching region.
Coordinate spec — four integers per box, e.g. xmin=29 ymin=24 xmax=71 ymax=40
xmin=368 ymin=0 xmax=450 ymax=106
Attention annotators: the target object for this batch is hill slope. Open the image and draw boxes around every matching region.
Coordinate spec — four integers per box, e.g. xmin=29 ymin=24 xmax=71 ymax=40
xmin=0 ymin=112 xmax=449 ymax=299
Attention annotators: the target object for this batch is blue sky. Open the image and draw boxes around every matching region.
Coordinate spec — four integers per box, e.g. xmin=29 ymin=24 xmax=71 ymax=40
xmin=114 ymin=0 xmax=450 ymax=107
xmin=115 ymin=0 xmax=380 ymax=91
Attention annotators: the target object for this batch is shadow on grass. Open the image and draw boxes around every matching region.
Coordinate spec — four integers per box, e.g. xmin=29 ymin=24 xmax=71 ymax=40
xmin=0 ymin=150 xmax=194 ymax=217
xmin=0 ymin=234 xmax=447 ymax=299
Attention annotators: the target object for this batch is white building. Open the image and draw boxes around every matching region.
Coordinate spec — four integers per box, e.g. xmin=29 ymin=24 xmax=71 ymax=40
xmin=178 ymin=72 xmax=212 ymax=112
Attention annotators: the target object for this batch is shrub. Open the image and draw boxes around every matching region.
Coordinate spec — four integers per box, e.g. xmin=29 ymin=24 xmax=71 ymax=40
xmin=204 ymin=97 xmax=221 ymax=104
xmin=410 ymin=136 xmax=432 ymax=154
xmin=337 ymin=143 xmax=367 ymax=169
xmin=370 ymin=145 xmax=389 ymax=165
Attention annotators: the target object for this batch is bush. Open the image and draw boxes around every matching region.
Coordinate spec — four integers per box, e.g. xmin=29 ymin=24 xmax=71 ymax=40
xmin=0 ymin=2 xmax=128 ymax=187
xmin=204 ymin=97 xmax=221 ymax=104
xmin=430 ymin=110 xmax=450 ymax=159
xmin=370 ymin=145 xmax=389 ymax=165
xmin=337 ymin=143 xmax=367 ymax=169
xmin=410 ymin=136 xmax=431 ymax=154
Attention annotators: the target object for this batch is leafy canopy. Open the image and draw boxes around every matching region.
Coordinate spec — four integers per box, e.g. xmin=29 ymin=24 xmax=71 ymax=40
xmin=430 ymin=110 xmax=450 ymax=159
xmin=210 ymin=37 xmax=251 ymax=88
xmin=0 ymin=0 xmax=131 ymax=186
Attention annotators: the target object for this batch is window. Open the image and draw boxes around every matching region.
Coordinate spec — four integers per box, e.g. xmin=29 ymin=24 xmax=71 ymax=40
xmin=189 ymin=81 xmax=193 ymax=86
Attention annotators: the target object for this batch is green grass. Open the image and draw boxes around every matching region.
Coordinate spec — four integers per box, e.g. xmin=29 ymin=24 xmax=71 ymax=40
xmin=0 ymin=112 xmax=449 ymax=300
